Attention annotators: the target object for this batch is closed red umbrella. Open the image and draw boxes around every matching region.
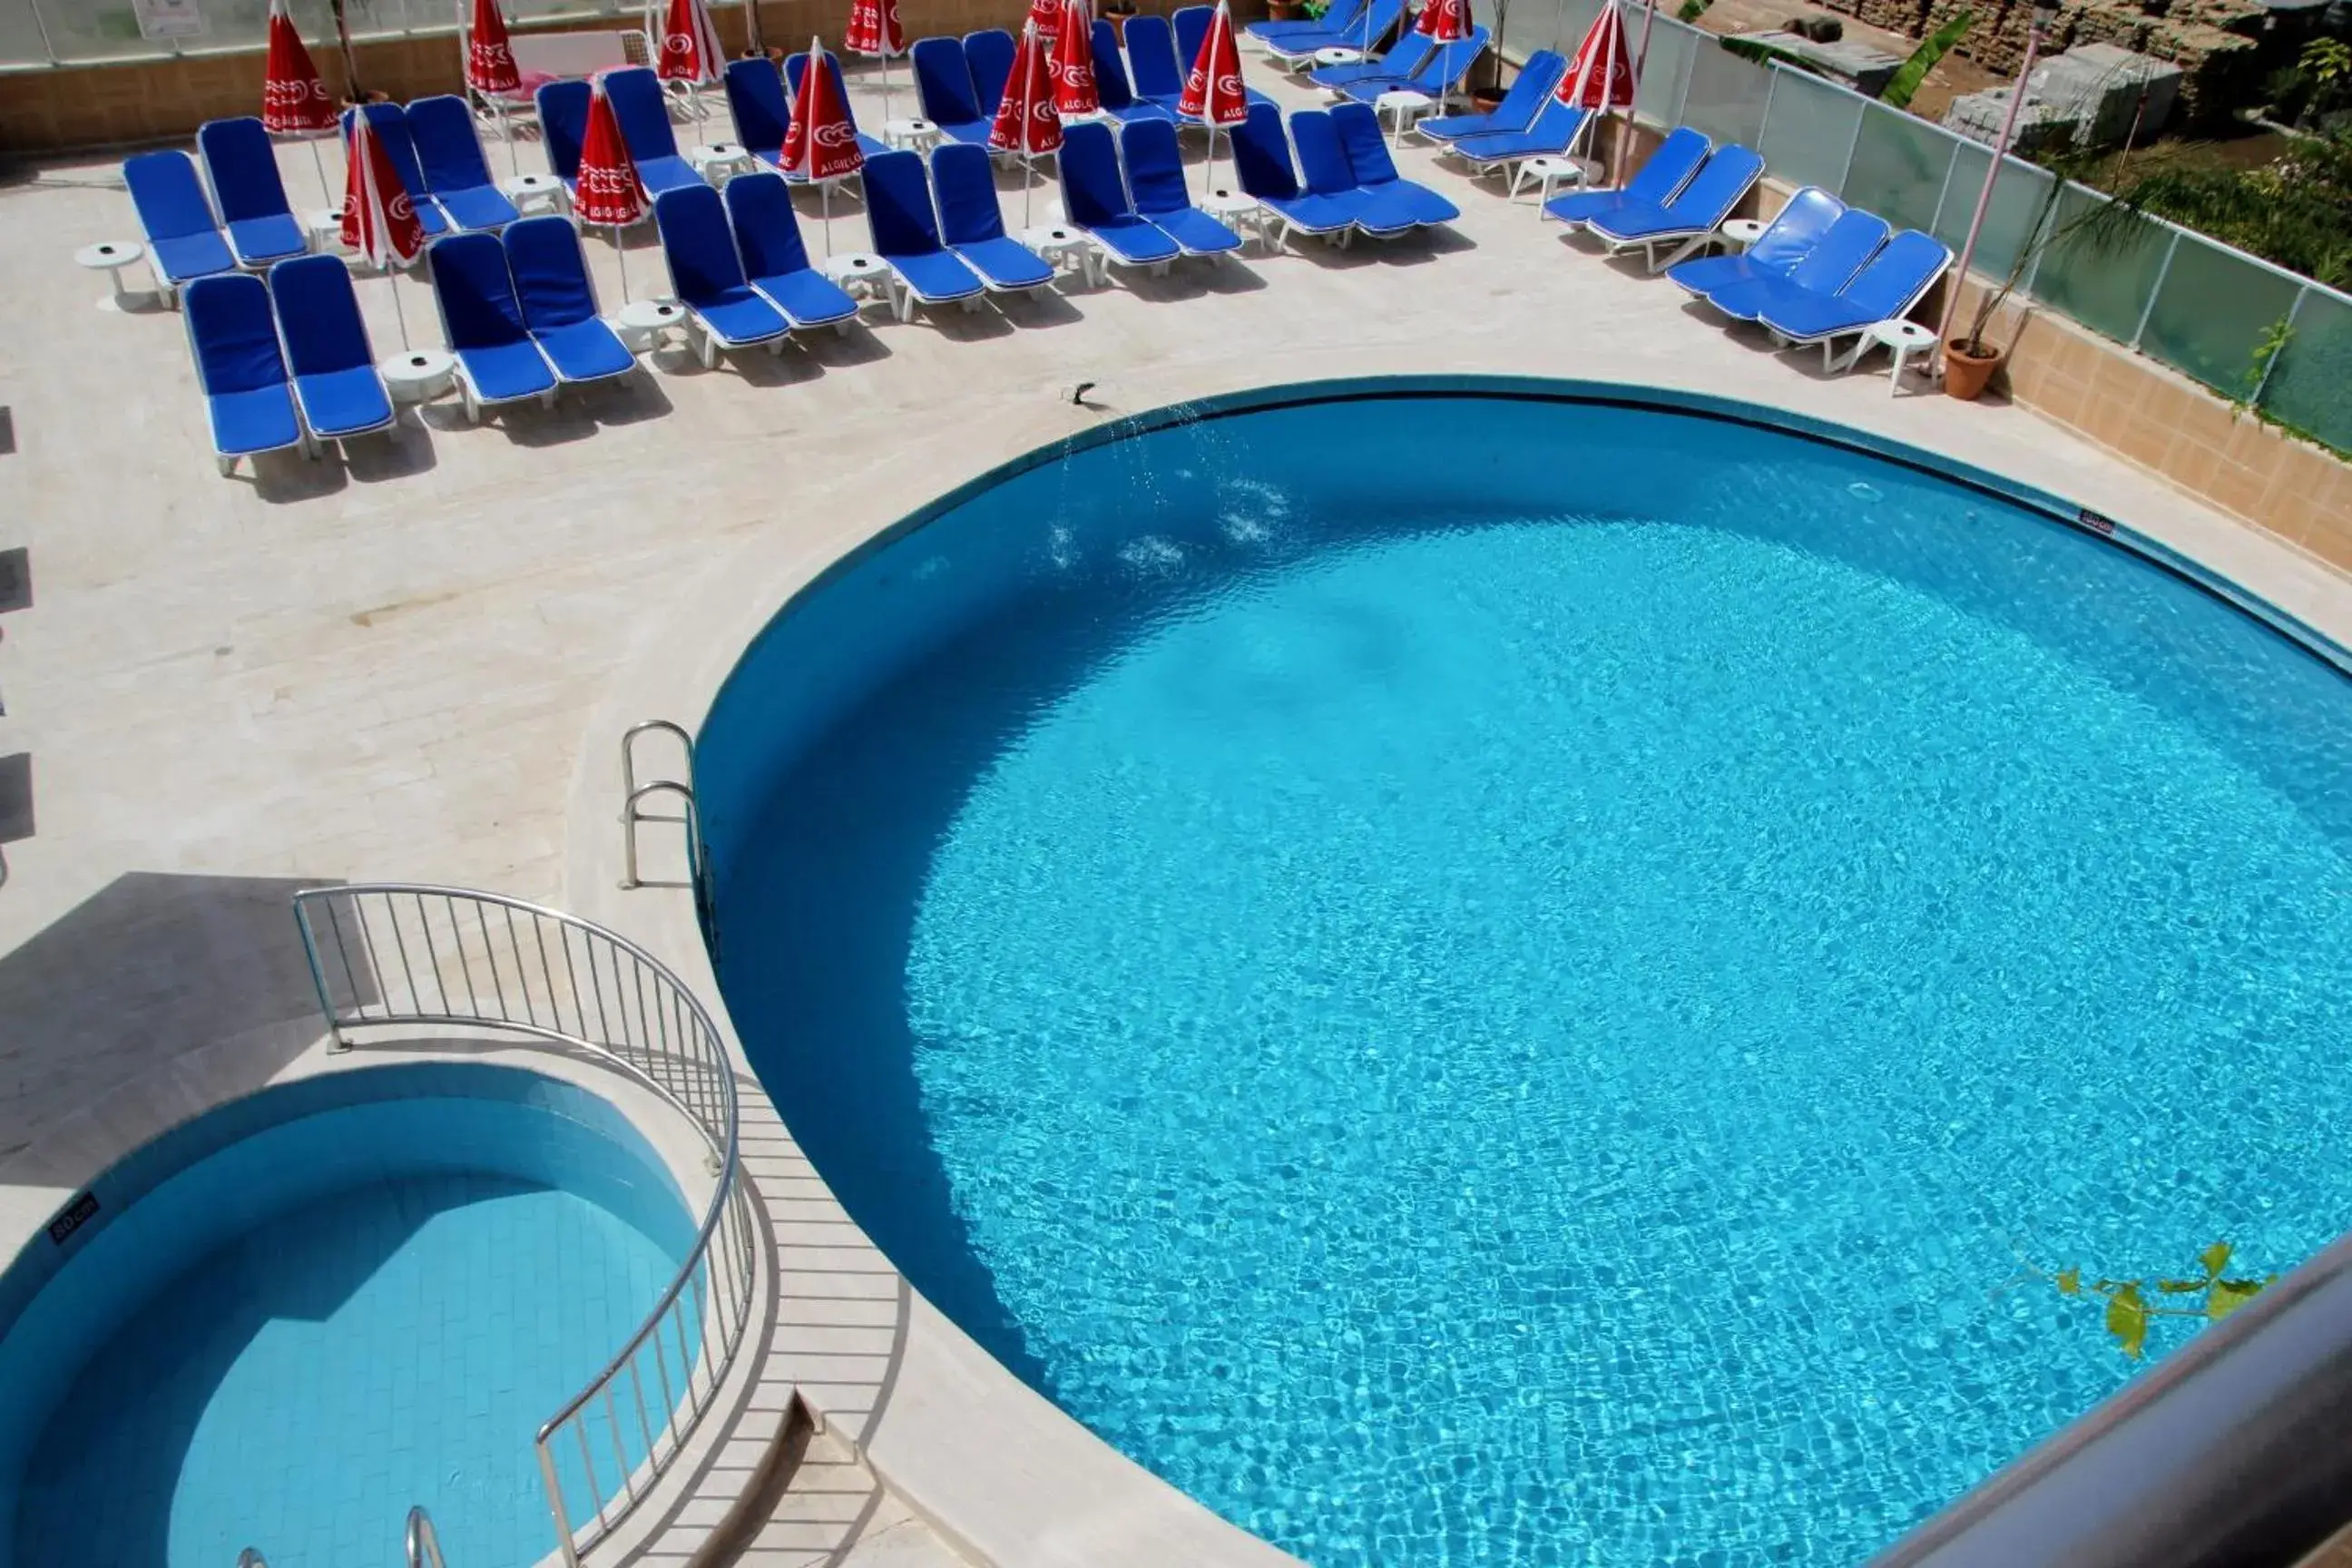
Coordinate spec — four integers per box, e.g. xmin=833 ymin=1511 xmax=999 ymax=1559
xmin=991 ymin=20 xmax=1062 ymax=226
xmin=785 ymin=36 xmax=866 ymax=252
xmin=462 ymin=0 xmax=524 ymax=172
xmin=1177 ymin=0 xmax=1246 ymax=196
xmin=1560 ymin=0 xmax=1636 ymax=180
xmin=263 ymin=0 xmax=338 ymax=201
xmin=1410 ymin=0 xmax=1471 ymax=114
xmin=1024 ymin=0 xmax=1062 ymax=44
xmin=574 ymin=75 xmax=648 ymax=298
xmin=1051 ymin=0 xmax=1098 ymax=118
xmin=844 ymin=0 xmax=907 ymax=116
xmin=340 ymin=112 xmax=426 ymax=344
xmin=656 ymin=0 xmax=725 ymax=90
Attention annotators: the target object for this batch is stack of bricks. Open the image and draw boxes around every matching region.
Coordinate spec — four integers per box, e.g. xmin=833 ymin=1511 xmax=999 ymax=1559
xmin=1809 ymin=0 xmax=2261 ymax=123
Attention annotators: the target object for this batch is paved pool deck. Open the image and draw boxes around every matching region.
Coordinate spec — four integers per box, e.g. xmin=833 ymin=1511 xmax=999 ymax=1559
xmin=4 ymin=53 xmax=2350 ymax=1568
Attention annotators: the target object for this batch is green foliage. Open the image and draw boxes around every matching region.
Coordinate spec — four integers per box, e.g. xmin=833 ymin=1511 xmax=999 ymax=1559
xmin=2107 ymin=131 xmax=2352 ymax=291
xmin=2238 ymin=313 xmax=2296 ymax=411
xmin=1720 ymin=34 xmax=1817 ymax=72
xmin=1879 ymin=9 xmax=1972 ymax=111
xmin=2039 ymin=1242 xmax=2276 ymax=1360
xmin=1675 ymin=0 xmax=1713 ymax=19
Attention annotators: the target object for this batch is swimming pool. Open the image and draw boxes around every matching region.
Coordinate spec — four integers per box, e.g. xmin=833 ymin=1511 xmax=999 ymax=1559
xmin=693 ymin=382 xmax=2352 ymax=1565
xmin=0 ymin=1063 xmax=698 ymax=1568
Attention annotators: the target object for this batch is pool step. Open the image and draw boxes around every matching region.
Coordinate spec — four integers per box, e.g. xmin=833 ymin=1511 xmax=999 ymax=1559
xmin=714 ymin=1415 xmax=973 ymax=1568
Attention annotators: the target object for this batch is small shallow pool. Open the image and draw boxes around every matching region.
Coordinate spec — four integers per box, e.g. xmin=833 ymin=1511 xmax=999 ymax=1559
xmin=694 ymin=382 xmax=2352 ymax=1564
xmin=0 ymin=1063 xmax=696 ymax=1568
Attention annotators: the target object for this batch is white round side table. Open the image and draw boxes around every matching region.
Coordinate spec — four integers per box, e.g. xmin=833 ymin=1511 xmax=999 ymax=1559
xmin=614 ymin=299 xmax=688 ymax=354
xmin=1020 ymin=224 xmax=1103 ymax=288
xmin=75 ymin=240 xmax=148 ymax=311
xmin=1199 ymin=189 xmax=1268 ymax=251
xmin=1311 ymin=45 xmax=1363 ymax=69
xmin=1507 ymin=155 xmax=1585 ymax=207
xmin=1717 ymin=217 xmax=1768 ymax=250
xmin=884 ymin=118 xmax=941 ymax=152
xmin=379 ymin=347 xmax=456 ymax=403
xmin=1867 ymin=318 xmax=1941 ymax=393
xmin=691 ymin=142 xmax=757 ymax=183
xmin=1374 ymin=89 xmax=1433 ymax=143
xmin=500 ymin=172 xmax=568 ymax=216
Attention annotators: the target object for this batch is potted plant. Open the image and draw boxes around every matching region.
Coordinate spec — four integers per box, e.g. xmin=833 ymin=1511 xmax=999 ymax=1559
xmin=1102 ymin=0 xmax=1137 ymax=43
xmin=1266 ymin=0 xmax=1307 ymax=19
xmin=1945 ymin=149 xmax=2122 ymax=400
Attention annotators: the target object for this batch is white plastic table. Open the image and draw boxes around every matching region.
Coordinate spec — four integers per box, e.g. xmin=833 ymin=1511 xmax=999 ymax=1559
xmin=1506 ymin=155 xmax=1588 ymax=207
xmin=1311 ymin=45 xmax=1363 ymax=68
xmin=614 ymin=299 xmax=688 ymax=355
xmin=500 ymin=172 xmax=567 ymax=216
xmin=1200 ymin=189 xmax=1269 ymax=253
xmin=1867 ymin=318 xmax=1940 ymax=392
xmin=1717 ymin=217 xmax=1768 ymax=250
xmin=74 ymin=240 xmax=147 ymax=310
xmin=379 ymin=347 xmax=456 ymax=403
xmin=884 ymin=117 xmax=942 ymax=152
xmin=1020 ymin=224 xmax=1104 ymax=288
xmin=691 ymin=142 xmax=757 ymax=183
xmin=306 ymin=207 xmax=347 ymax=250
xmin=1375 ymin=89 xmax=1434 ymax=143
xmin=823 ymin=252 xmax=904 ymax=318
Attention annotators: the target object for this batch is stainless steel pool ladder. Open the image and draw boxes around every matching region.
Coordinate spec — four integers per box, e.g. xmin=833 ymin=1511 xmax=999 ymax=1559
xmin=620 ymin=720 xmax=701 ymax=891
xmin=236 ymin=1550 xmax=268 ymax=1568
xmin=407 ymin=1506 xmax=446 ymax=1568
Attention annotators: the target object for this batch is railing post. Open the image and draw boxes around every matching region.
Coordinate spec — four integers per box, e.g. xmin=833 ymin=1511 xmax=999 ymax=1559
xmin=1838 ymin=103 xmax=1866 ymax=198
xmin=2129 ymin=227 xmax=2180 ymax=350
xmin=2249 ymin=285 xmax=2308 ymax=410
xmin=290 ymin=896 xmax=349 ymax=1052
xmin=539 ymin=1442 xmax=582 ymax=1568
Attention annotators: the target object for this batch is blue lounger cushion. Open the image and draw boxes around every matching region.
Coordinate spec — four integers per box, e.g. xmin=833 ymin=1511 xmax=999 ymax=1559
xmin=198 ymin=117 xmax=309 ymax=266
xmin=1330 ymin=102 xmax=1458 ymax=229
xmin=722 ymin=172 xmax=861 ymax=328
xmin=1585 ymin=143 xmax=1763 ymax=242
xmin=1446 ymin=100 xmax=1589 ymax=166
xmin=929 ymin=142 xmax=1055 ymax=289
xmin=1544 ymin=124 xmax=1709 ymax=225
xmin=123 ymin=150 xmax=237 ymax=285
xmin=1308 ymin=31 xmax=1431 ymax=90
xmin=604 ymin=67 xmax=703 ymax=196
xmin=784 ymin=54 xmax=891 ymax=160
xmin=913 ymin=37 xmax=994 ymax=145
xmin=429 ymin=230 xmax=558 ymax=402
xmin=345 ymin=103 xmax=451 ymax=237
xmin=503 ymin=214 xmax=634 ymax=381
xmin=1091 ymin=20 xmax=1177 ymax=123
xmin=654 ymin=183 xmax=794 ymax=345
xmin=1702 ymin=208 xmax=1889 ymax=321
xmin=1753 ymin=229 xmax=1951 ymax=343
xmin=963 ymin=28 xmax=1015 ymax=117
xmin=1058 ymin=122 xmax=1182 ymax=265
xmin=1335 ymin=29 xmax=1486 ymax=103
xmin=184 ymin=272 xmax=304 ymax=457
xmin=407 ymin=94 xmax=521 ymax=231
xmin=1260 ymin=0 xmax=1402 ymax=61
xmin=725 ymin=57 xmax=793 ymax=166
xmin=1289 ymin=109 xmax=1402 ymax=236
xmin=1418 ymin=48 xmax=1563 ymax=141
xmin=1230 ymin=101 xmax=1353 ymax=234
xmin=862 ymin=149 xmax=988 ymax=302
xmin=270 ymin=253 xmax=395 ymax=439
xmin=1121 ymin=120 xmax=1241 ymax=256
xmin=1171 ymin=7 xmax=1279 ymax=115
xmin=1247 ymin=0 xmax=1366 ymax=43
xmin=536 ymin=80 xmax=591 ymax=187
xmin=1665 ymin=184 xmax=1841 ymax=297
xmin=1123 ymin=15 xmax=1190 ymax=111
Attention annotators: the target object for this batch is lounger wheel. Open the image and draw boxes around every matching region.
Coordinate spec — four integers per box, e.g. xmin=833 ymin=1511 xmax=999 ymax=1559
xmin=462 ymin=382 xmax=482 ymax=425
xmin=767 ymin=337 xmax=784 ymax=356
xmin=698 ymin=328 xmax=718 ymax=370
xmin=215 ymin=454 xmax=236 ymax=477
xmin=834 ymin=319 xmax=853 ymax=338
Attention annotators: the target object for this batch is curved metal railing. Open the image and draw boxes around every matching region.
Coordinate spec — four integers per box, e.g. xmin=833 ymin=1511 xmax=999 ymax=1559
xmin=291 ymin=883 xmax=759 ymax=1567
xmin=405 ymin=1507 xmax=447 ymax=1568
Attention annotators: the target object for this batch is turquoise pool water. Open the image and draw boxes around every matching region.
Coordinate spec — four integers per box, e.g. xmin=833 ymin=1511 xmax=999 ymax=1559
xmin=0 ymin=1066 xmax=696 ymax=1568
xmin=698 ymin=387 xmax=2352 ymax=1564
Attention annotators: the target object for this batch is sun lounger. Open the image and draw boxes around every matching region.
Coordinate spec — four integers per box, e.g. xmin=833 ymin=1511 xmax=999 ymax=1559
xmin=929 ymin=143 xmax=1057 ymax=292
xmin=1443 ymin=99 xmax=1590 ymax=176
xmin=1056 ymin=120 xmax=1182 ymax=270
xmin=427 ymin=230 xmax=559 ymax=418
xmin=196 ymin=117 xmax=309 ymax=268
xmin=913 ymin=35 xmax=995 ymax=146
xmin=1332 ymin=28 xmax=1486 ymax=103
xmin=1329 ymin=102 xmax=1458 ymax=230
xmin=1753 ymin=229 xmax=1952 ymax=370
xmin=536 ymin=79 xmax=591 ymax=194
xmin=1091 ymin=20 xmax=1178 ymax=124
xmin=270 ymin=254 xmax=396 ymax=447
xmin=182 ymin=272 xmax=308 ymax=473
xmin=502 ymin=215 xmax=636 ymax=383
xmin=407 ymin=95 xmax=523 ymax=230
xmin=964 ymin=28 xmax=1016 ymax=118
xmin=1170 ymin=6 xmax=1279 ymax=114
xmin=723 ymin=172 xmax=863 ymax=330
xmin=1416 ymin=48 xmax=1563 ymax=142
xmin=1123 ymin=15 xmax=1192 ymax=115
xmin=1700 ymin=207 xmax=1889 ymax=321
xmin=1261 ymin=0 xmax=1404 ymax=66
xmin=1230 ymin=101 xmax=1354 ymax=242
xmin=1582 ymin=142 xmax=1763 ymax=269
xmin=343 ymin=103 xmax=453 ymax=239
xmin=1246 ymin=0 xmax=1366 ymax=48
xmin=123 ymin=150 xmax=237 ymax=296
xmin=1289 ymin=109 xmax=1411 ymax=238
xmin=1307 ymin=29 xmax=1432 ymax=92
xmin=1665 ymin=184 xmax=1841 ymax=299
xmin=652 ymin=183 xmax=796 ymax=361
xmin=724 ymin=57 xmax=794 ymax=171
xmin=784 ymin=52 xmax=893 ymax=161
xmin=1120 ymin=119 xmax=1243 ymax=257
xmin=862 ymin=148 xmax=989 ymax=316
xmin=604 ymin=66 xmax=705 ymax=197
xmin=1544 ymin=123 xmax=1708 ymax=226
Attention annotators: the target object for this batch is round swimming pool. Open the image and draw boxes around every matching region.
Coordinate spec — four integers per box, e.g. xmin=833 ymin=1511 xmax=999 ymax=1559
xmin=0 ymin=1063 xmax=698 ymax=1568
xmin=693 ymin=382 xmax=2352 ymax=1565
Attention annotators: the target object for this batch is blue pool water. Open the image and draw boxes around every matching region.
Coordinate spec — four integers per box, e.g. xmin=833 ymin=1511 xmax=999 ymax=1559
xmin=697 ymin=386 xmax=2352 ymax=1565
xmin=0 ymin=1066 xmax=695 ymax=1568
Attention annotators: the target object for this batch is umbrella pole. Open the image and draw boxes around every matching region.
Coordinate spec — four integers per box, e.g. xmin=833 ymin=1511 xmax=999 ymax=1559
xmin=615 ymin=223 xmax=631 ymax=301
xmin=1200 ymin=128 xmax=1213 ymax=199
xmin=500 ymin=101 xmax=521 ymax=176
xmin=822 ymin=178 xmax=833 ymax=255
xmin=307 ymin=134 xmax=333 ymax=204
xmin=880 ymin=51 xmax=892 ymax=119
xmin=1024 ymin=154 xmax=1034 ymax=228
xmin=389 ymin=264 xmax=411 ymax=348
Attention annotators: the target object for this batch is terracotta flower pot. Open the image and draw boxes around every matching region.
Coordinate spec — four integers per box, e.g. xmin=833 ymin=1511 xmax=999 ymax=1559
xmin=1469 ymin=86 xmax=1505 ymax=113
xmin=1942 ymin=339 xmax=2004 ymax=401
xmin=1267 ymin=0 xmax=1304 ymax=18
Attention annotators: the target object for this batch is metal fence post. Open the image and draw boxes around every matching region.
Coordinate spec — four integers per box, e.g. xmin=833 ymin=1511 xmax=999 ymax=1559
xmin=1838 ymin=101 xmax=1866 ymax=196
xmin=2249 ymin=286 xmax=2308 ymax=411
xmin=2128 ymin=228 xmax=2180 ymax=350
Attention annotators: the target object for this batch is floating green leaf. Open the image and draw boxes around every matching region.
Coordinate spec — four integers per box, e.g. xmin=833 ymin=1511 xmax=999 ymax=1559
xmin=2208 ymin=1279 xmax=2265 ymax=1320
xmin=2157 ymin=1278 xmax=2208 ymax=1294
xmin=2106 ymin=1284 xmax=2150 ymax=1359
xmin=2054 ymin=1268 xmax=2081 ymax=1297
xmin=2200 ymin=1241 xmax=2234 ymax=1279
